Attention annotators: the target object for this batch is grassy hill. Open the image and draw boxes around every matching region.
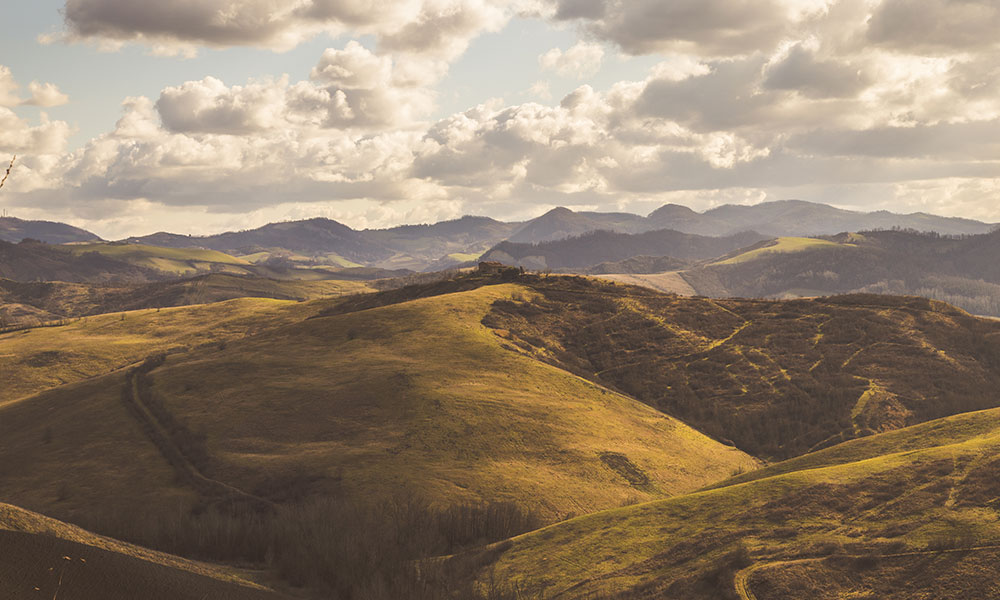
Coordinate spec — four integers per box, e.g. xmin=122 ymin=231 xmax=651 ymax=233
xmin=679 ymin=229 xmax=1000 ymax=317
xmin=0 ymin=278 xmax=754 ymax=595
xmin=481 ymin=275 xmax=1000 ymax=460
xmin=0 ymin=503 xmax=282 ymax=600
xmin=65 ymin=242 xmax=254 ymax=276
xmin=0 ymin=296 xmax=317 ymax=406
xmin=0 ymin=273 xmax=372 ymax=329
xmin=466 ymin=405 xmax=1000 ymax=598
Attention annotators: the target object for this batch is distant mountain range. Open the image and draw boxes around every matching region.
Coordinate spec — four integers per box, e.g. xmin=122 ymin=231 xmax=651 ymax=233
xmin=3 ymin=201 xmax=993 ymax=272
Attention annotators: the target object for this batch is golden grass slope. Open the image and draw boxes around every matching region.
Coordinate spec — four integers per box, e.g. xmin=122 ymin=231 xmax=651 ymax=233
xmin=142 ymin=284 xmax=756 ymax=520
xmin=0 ymin=283 xmax=755 ymax=532
xmin=0 ymin=503 xmax=282 ymax=600
xmin=0 ymin=297 xmax=320 ymax=407
xmin=65 ymin=242 xmax=252 ymax=275
xmin=713 ymin=237 xmax=849 ymax=265
xmin=473 ymin=406 xmax=1000 ymax=598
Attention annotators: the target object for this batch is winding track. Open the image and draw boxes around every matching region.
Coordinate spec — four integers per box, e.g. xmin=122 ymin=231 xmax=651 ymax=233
xmin=734 ymin=544 xmax=1000 ymax=600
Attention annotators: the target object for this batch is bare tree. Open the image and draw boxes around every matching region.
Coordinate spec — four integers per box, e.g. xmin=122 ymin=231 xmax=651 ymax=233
xmin=0 ymin=155 xmax=14 ymax=191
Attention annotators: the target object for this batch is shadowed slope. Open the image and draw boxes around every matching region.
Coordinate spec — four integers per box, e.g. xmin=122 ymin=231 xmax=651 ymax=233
xmin=0 ymin=503 xmax=281 ymax=600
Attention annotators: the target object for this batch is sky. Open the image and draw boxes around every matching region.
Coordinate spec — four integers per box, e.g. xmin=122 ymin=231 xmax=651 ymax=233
xmin=1 ymin=0 xmax=999 ymax=239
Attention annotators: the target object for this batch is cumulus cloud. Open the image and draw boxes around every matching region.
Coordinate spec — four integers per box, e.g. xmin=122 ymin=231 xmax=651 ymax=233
xmin=867 ymin=0 xmax=1000 ymax=53
xmin=59 ymin=0 xmax=513 ymax=61
xmin=0 ymin=66 xmax=71 ymax=108
xmin=763 ymin=43 xmax=873 ymax=99
xmin=11 ymin=0 xmax=1000 ymax=234
xmin=553 ymin=0 xmax=809 ymax=56
xmin=539 ymin=41 xmax=604 ymax=78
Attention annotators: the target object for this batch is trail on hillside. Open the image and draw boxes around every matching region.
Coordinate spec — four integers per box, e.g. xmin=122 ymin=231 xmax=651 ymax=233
xmin=120 ymin=355 xmax=272 ymax=511
xmin=734 ymin=544 xmax=1000 ymax=600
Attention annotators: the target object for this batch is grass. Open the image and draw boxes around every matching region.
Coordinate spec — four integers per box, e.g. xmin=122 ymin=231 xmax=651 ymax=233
xmin=470 ymin=406 xmax=1000 ymax=598
xmin=0 ymin=283 xmax=755 ymax=539
xmin=0 ymin=503 xmax=281 ymax=599
xmin=64 ymin=243 xmax=251 ymax=275
xmin=0 ymin=297 xmax=316 ymax=406
xmin=713 ymin=237 xmax=849 ymax=265
xmin=142 ymin=284 xmax=756 ymax=521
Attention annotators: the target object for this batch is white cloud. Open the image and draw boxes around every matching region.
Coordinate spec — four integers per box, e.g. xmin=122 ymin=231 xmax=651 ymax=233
xmin=10 ymin=1 xmax=1000 ymax=234
xmin=539 ymin=41 xmax=604 ymax=78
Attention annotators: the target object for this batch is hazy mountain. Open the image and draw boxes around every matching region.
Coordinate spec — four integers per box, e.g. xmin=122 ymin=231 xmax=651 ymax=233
xmin=128 ymin=217 xmax=394 ymax=265
xmin=481 ymin=228 xmax=768 ymax=270
xmin=0 ymin=216 xmax=101 ymax=244
xmin=647 ymin=199 xmax=996 ymax=237
xmin=111 ymin=201 xmax=997 ymax=271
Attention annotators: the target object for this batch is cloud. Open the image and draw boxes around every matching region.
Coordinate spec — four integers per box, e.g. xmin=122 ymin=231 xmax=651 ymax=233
xmin=59 ymin=0 xmax=513 ymax=61
xmin=868 ymin=0 xmax=1000 ymax=54
xmin=555 ymin=0 xmax=807 ymax=56
xmin=155 ymin=44 xmax=434 ymax=135
xmin=539 ymin=41 xmax=604 ymax=78
xmin=0 ymin=66 xmax=71 ymax=108
xmin=763 ymin=43 xmax=873 ymax=99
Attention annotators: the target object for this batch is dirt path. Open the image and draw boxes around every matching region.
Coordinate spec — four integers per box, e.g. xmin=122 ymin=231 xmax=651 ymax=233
xmin=734 ymin=545 xmax=1000 ymax=600
xmin=121 ymin=356 xmax=272 ymax=510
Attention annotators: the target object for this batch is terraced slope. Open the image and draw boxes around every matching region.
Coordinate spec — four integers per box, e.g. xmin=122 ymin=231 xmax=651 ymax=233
xmin=0 ymin=503 xmax=282 ymax=600
xmin=470 ymin=406 xmax=1000 ymax=599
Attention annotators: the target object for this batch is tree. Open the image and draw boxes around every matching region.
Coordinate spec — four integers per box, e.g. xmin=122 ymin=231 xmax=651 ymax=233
xmin=0 ymin=155 xmax=14 ymax=191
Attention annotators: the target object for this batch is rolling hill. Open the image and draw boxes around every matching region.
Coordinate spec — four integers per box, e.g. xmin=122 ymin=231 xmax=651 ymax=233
xmin=480 ymin=229 xmax=767 ymax=271
xmin=479 ymin=275 xmax=1000 ymax=460
xmin=677 ymin=229 xmax=1000 ymax=317
xmin=463 ymin=404 xmax=1000 ymax=599
xmin=109 ymin=200 xmax=997 ymax=272
xmin=11 ymin=270 xmax=1000 ymax=597
xmin=0 ymin=276 xmax=759 ymax=596
xmin=0 ymin=216 xmax=101 ymax=244
xmin=647 ymin=199 xmax=996 ymax=237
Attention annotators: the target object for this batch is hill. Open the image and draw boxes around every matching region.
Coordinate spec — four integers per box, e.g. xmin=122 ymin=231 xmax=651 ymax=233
xmin=479 ymin=275 xmax=1000 ymax=460
xmin=506 ymin=207 xmax=646 ymax=243
xmin=679 ymin=229 xmax=1000 ymax=316
xmin=0 ymin=273 xmax=371 ymax=329
xmin=647 ymin=199 xmax=996 ymax=237
xmin=463 ymin=404 xmax=1000 ymax=599
xmin=0 ymin=277 xmax=756 ymax=595
xmin=0 ymin=216 xmax=101 ymax=244
xmin=0 ymin=239 xmax=164 ymax=283
xmin=109 ymin=200 xmax=996 ymax=272
xmin=481 ymin=229 xmax=767 ymax=271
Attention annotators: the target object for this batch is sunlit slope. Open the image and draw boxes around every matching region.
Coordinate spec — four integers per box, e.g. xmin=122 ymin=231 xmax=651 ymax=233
xmin=65 ymin=242 xmax=253 ymax=276
xmin=475 ymin=407 xmax=1000 ymax=598
xmin=0 ymin=503 xmax=281 ymax=600
xmin=712 ymin=236 xmax=850 ymax=265
xmin=0 ymin=297 xmax=314 ymax=406
xmin=141 ymin=284 xmax=755 ymax=520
